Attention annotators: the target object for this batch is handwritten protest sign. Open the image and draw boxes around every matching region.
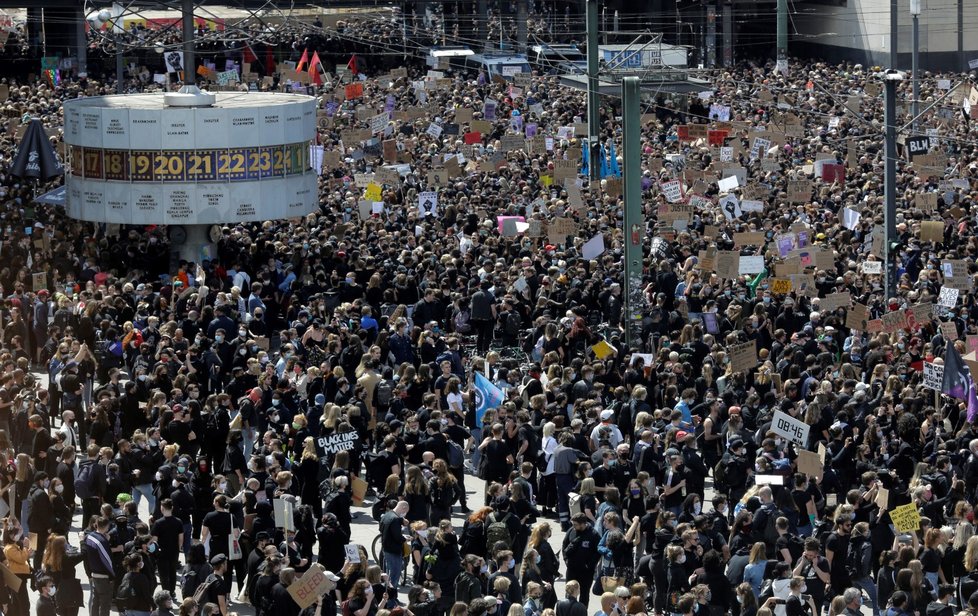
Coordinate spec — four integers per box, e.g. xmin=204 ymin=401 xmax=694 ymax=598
xmin=889 ymin=503 xmax=921 ymax=533
xmin=288 ymin=565 xmax=336 ymax=610
xmin=923 ymin=362 xmax=944 ymax=390
xmin=728 ymin=340 xmax=757 ymax=374
xmin=315 ymin=432 xmax=358 ymax=456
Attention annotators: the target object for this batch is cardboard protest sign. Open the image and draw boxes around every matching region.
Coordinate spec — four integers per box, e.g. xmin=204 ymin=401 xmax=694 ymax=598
xmin=923 ymin=362 xmax=945 ymax=390
xmin=876 ymin=487 xmax=889 ymax=510
xmin=921 ymin=220 xmax=944 ymax=243
xmin=288 ymin=565 xmax=336 ymax=610
xmin=889 ymin=503 xmax=921 ymax=533
xmin=820 ymin=292 xmax=851 ymax=312
xmin=771 ymin=410 xmax=810 ymax=446
xmin=728 ymin=340 xmax=757 ymax=374
xmin=351 ymin=476 xmax=368 ymax=505
xmin=796 ymin=449 xmax=823 ymax=480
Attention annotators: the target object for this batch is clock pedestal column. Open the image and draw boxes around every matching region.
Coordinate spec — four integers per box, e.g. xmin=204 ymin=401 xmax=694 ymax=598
xmin=170 ymin=224 xmax=215 ymax=269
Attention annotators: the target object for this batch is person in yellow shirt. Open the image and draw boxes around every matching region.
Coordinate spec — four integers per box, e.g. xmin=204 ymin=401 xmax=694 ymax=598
xmin=3 ymin=525 xmax=34 ymax=616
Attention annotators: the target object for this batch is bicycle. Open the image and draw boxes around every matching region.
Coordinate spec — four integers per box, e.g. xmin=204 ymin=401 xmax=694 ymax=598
xmin=370 ymin=533 xmax=411 ymax=587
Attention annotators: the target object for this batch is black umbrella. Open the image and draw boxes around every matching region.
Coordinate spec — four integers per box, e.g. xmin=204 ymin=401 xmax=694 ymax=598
xmin=10 ymin=118 xmax=63 ymax=181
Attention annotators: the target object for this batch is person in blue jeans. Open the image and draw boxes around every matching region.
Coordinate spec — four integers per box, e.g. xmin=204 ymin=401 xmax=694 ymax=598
xmin=379 ymin=500 xmax=410 ymax=588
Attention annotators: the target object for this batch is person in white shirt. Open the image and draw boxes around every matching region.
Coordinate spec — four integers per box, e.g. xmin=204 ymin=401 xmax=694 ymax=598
xmin=58 ymin=411 xmax=79 ymax=450
xmin=588 ymin=409 xmax=623 ymax=450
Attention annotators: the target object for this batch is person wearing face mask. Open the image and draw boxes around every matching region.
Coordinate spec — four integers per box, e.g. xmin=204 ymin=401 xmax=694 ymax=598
xmin=455 ymin=554 xmax=485 ymax=604
xmin=28 ymin=471 xmax=54 ymax=569
xmin=36 ymin=576 xmax=58 ymax=616
xmin=488 ymin=550 xmax=523 ymax=605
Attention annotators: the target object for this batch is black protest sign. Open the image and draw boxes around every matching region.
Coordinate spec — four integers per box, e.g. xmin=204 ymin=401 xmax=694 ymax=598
xmin=315 ymin=432 xmax=358 ymax=456
xmin=906 ymin=135 xmax=931 ymax=160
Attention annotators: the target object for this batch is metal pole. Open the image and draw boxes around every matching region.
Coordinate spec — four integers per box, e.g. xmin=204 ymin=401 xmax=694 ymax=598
xmin=477 ymin=0 xmax=487 ymax=48
xmin=115 ymin=31 xmax=124 ymax=93
xmin=959 ymin=0 xmax=965 ymax=71
xmin=182 ymin=0 xmax=194 ymax=85
xmin=706 ymin=4 xmax=716 ymax=68
xmin=884 ymin=76 xmax=899 ymax=300
xmin=890 ymin=0 xmax=898 ymax=68
xmin=517 ymin=0 xmax=527 ymax=53
xmin=587 ymin=0 xmax=601 ymax=182
xmin=622 ymin=76 xmax=642 ymax=349
xmin=912 ymin=12 xmax=919 ymax=131
xmin=722 ymin=2 xmax=732 ymax=66
xmin=76 ymin=8 xmax=87 ymax=77
xmin=776 ymin=0 xmax=787 ymax=72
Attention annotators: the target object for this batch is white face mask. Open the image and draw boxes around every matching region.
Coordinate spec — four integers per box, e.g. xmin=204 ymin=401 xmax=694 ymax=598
xmin=219 ymin=482 xmax=228 ymax=491
xmin=693 ymin=503 xmax=702 ymax=514
xmin=55 ymin=484 xmax=64 ymax=494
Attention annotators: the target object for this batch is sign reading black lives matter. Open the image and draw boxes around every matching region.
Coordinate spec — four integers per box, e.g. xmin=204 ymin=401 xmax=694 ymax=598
xmin=316 ymin=432 xmax=358 ymax=456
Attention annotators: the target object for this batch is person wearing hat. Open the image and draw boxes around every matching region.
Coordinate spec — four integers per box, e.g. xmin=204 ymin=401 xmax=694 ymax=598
xmin=588 ymin=409 xmax=623 ymax=450
xmin=200 ymin=554 xmax=229 ymax=616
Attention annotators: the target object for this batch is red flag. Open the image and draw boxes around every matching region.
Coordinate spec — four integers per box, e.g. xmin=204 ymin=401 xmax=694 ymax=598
xmin=295 ymin=48 xmax=309 ymax=72
xmin=309 ymin=51 xmax=323 ymax=85
xmin=347 ymin=54 xmax=358 ymax=75
xmin=242 ymin=44 xmax=257 ymax=65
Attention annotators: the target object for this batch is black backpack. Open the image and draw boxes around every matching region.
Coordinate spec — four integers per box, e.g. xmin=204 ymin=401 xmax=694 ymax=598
xmin=375 ymin=380 xmax=393 ymax=407
xmin=115 ymin=573 xmax=137 ymax=609
xmin=75 ymin=460 xmax=98 ymax=499
xmin=845 ymin=537 xmax=870 ymax=579
xmin=505 ymin=311 xmax=522 ymax=336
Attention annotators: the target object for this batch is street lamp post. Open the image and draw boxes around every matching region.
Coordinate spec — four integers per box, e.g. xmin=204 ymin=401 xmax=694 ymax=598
xmin=911 ymin=0 xmax=921 ymax=132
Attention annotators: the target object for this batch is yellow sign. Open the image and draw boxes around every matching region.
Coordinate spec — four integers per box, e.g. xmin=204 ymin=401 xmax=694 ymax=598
xmin=771 ymin=278 xmax=793 ymax=295
xmin=540 ymin=174 xmax=553 ymax=187
xmin=889 ymin=502 xmax=921 ymax=533
xmin=591 ymin=340 xmax=617 ymax=360
xmin=364 ymin=183 xmax=382 ymax=202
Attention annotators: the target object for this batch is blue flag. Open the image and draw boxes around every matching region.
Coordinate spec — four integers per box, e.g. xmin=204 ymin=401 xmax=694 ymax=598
xmin=599 ymin=144 xmax=609 ymax=179
xmin=581 ymin=141 xmax=589 ymax=177
xmin=609 ymin=141 xmax=620 ymax=177
xmin=474 ymin=371 xmax=504 ymax=428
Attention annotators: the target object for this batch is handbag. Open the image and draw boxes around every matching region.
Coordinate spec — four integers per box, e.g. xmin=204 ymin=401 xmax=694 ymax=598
xmin=600 ymin=575 xmax=626 ymax=592
xmin=228 ymin=512 xmax=243 ymax=560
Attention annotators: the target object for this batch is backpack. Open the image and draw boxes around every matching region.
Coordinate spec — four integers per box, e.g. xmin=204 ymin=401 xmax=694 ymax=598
xmin=446 ymin=439 xmax=464 ymax=468
xmin=193 ymin=574 xmax=220 ymax=605
xmin=75 ymin=460 xmax=97 ymax=499
xmin=568 ymin=493 xmax=583 ymax=517
xmin=375 ymin=380 xmax=393 ymax=407
xmin=845 ymin=538 xmax=870 ymax=579
xmin=115 ymin=573 xmax=137 ymax=609
xmin=713 ymin=459 xmax=727 ymax=487
xmin=505 ymin=311 xmax=522 ymax=337
xmin=762 ymin=507 xmax=781 ymax=545
xmin=454 ymin=309 xmax=472 ymax=334
xmin=783 ymin=534 xmax=805 ymax=564
xmin=486 ymin=512 xmax=514 ymax=550
xmin=459 ymin=521 xmax=485 ymax=556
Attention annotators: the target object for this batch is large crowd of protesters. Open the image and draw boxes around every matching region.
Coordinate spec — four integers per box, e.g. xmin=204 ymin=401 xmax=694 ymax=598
xmin=0 ymin=13 xmax=976 ymax=616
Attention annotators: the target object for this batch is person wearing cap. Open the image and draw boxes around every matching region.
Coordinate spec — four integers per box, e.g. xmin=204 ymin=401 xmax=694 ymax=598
xmin=588 ymin=410 xmax=623 ymax=451
xmin=201 ymin=554 xmax=229 ymax=616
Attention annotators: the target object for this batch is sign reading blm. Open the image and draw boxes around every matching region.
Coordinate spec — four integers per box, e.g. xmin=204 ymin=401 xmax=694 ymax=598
xmin=316 ymin=432 xmax=358 ymax=456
